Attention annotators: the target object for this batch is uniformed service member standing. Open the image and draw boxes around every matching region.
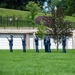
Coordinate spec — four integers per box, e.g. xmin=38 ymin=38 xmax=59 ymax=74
xmin=21 ymin=35 xmax=26 ymax=52
xmin=44 ymin=36 xmax=48 ymax=52
xmin=62 ymin=36 xmax=66 ymax=53
xmin=47 ymin=35 xmax=51 ymax=53
xmin=7 ymin=35 xmax=13 ymax=52
xmin=35 ymin=35 xmax=39 ymax=52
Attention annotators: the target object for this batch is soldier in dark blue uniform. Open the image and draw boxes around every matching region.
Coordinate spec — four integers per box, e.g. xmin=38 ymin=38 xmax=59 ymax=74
xmin=7 ymin=35 xmax=13 ymax=52
xmin=21 ymin=35 xmax=26 ymax=52
xmin=47 ymin=35 xmax=51 ymax=53
xmin=44 ymin=36 xmax=48 ymax=52
xmin=62 ymin=35 xmax=66 ymax=53
xmin=35 ymin=35 xmax=39 ymax=52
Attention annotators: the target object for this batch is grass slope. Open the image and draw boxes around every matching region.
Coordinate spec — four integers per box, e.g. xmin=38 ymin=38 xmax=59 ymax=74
xmin=0 ymin=8 xmax=29 ymax=20
xmin=0 ymin=8 xmax=75 ymax=22
xmin=0 ymin=50 xmax=75 ymax=75
xmin=65 ymin=16 xmax=75 ymax=22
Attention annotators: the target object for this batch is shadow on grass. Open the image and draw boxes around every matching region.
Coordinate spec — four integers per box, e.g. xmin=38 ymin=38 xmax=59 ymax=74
xmin=0 ymin=49 xmax=75 ymax=54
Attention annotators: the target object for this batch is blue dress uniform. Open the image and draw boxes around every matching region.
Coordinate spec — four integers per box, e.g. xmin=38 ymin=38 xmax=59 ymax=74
xmin=62 ymin=36 xmax=66 ymax=53
xmin=8 ymin=35 xmax=13 ymax=52
xmin=35 ymin=35 xmax=39 ymax=52
xmin=44 ymin=37 xmax=48 ymax=52
xmin=22 ymin=36 xmax=26 ymax=52
xmin=47 ymin=36 xmax=51 ymax=53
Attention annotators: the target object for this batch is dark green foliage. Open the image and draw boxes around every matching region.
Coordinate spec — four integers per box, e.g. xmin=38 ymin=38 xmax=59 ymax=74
xmin=56 ymin=0 xmax=67 ymax=10
xmin=26 ymin=1 xmax=41 ymax=20
xmin=66 ymin=0 xmax=75 ymax=16
xmin=0 ymin=0 xmax=46 ymax=10
xmin=37 ymin=24 xmax=48 ymax=39
xmin=51 ymin=0 xmax=75 ymax=16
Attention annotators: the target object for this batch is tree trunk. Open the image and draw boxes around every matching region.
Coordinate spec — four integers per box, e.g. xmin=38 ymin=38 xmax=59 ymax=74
xmin=41 ymin=39 xmax=42 ymax=49
xmin=57 ymin=40 xmax=59 ymax=51
xmin=57 ymin=36 xmax=59 ymax=51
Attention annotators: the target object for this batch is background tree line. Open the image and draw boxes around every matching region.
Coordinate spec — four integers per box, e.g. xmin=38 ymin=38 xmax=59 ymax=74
xmin=56 ymin=0 xmax=75 ymax=16
xmin=0 ymin=0 xmax=46 ymax=10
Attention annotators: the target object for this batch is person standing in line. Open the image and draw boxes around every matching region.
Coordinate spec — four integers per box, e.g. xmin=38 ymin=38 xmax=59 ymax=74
xmin=62 ymin=35 xmax=66 ymax=53
xmin=21 ymin=35 xmax=26 ymax=52
xmin=47 ymin=35 xmax=51 ymax=53
xmin=44 ymin=35 xmax=48 ymax=52
xmin=34 ymin=35 xmax=39 ymax=52
xmin=7 ymin=35 xmax=13 ymax=52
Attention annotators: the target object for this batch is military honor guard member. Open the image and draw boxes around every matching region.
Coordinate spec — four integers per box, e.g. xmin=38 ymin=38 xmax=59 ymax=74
xmin=44 ymin=35 xmax=51 ymax=53
xmin=47 ymin=35 xmax=51 ymax=53
xmin=7 ymin=35 xmax=13 ymax=52
xmin=62 ymin=35 xmax=66 ymax=53
xmin=34 ymin=35 xmax=39 ymax=52
xmin=21 ymin=35 xmax=26 ymax=52
xmin=44 ymin=35 xmax=48 ymax=52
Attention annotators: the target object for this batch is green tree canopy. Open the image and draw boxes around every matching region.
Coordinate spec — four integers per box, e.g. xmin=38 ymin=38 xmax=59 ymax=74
xmin=36 ymin=21 xmax=48 ymax=39
xmin=0 ymin=0 xmax=46 ymax=10
xmin=66 ymin=0 xmax=75 ymax=16
xmin=26 ymin=1 xmax=41 ymax=20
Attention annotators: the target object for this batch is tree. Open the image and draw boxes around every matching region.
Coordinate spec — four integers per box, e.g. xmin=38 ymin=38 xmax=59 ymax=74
xmin=51 ymin=0 xmax=59 ymax=6
xmin=37 ymin=22 xmax=48 ymax=39
xmin=0 ymin=0 xmax=7 ymax=8
xmin=56 ymin=0 xmax=67 ymax=10
xmin=47 ymin=6 xmax=73 ymax=51
xmin=36 ymin=22 xmax=48 ymax=49
xmin=0 ymin=0 xmax=23 ymax=9
xmin=56 ymin=0 xmax=75 ymax=16
xmin=0 ymin=0 xmax=46 ymax=10
xmin=66 ymin=0 xmax=75 ymax=16
xmin=40 ymin=0 xmax=73 ymax=50
xmin=35 ymin=6 xmax=73 ymax=51
xmin=26 ymin=1 xmax=41 ymax=20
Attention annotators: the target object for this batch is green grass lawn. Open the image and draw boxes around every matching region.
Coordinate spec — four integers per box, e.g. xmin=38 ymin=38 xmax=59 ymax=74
xmin=0 ymin=8 xmax=30 ymax=20
xmin=0 ymin=49 xmax=75 ymax=75
xmin=65 ymin=16 xmax=75 ymax=22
